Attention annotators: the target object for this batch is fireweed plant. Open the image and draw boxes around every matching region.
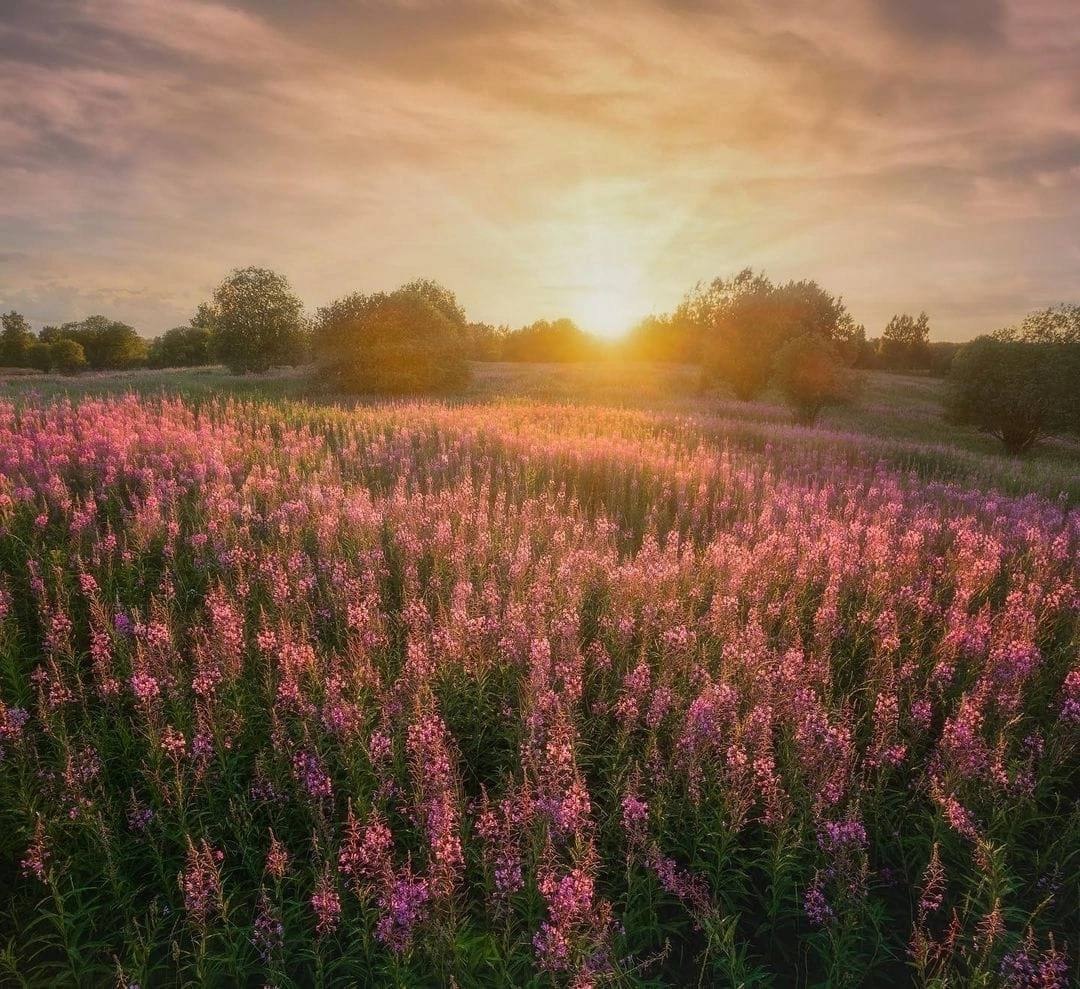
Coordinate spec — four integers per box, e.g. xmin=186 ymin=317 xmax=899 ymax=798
xmin=0 ymin=395 xmax=1076 ymax=986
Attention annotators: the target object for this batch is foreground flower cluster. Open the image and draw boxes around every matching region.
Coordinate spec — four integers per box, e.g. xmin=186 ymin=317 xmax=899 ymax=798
xmin=0 ymin=395 xmax=1076 ymax=986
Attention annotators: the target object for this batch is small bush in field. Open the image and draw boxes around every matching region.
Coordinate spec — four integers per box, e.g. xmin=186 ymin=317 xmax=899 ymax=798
xmin=772 ymin=332 xmax=852 ymax=425
xmin=949 ymin=336 xmax=1078 ymax=453
xmin=315 ymin=286 xmax=470 ymax=394
xmin=48 ymin=337 xmax=87 ymax=375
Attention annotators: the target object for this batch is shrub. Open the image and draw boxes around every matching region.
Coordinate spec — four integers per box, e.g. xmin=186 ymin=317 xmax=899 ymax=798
xmin=314 ymin=286 xmax=470 ymax=394
xmin=949 ymin=336 xmax=1079 ymax=453
xmin=25 ymin=341 xmax=54 ymax=372
xmin=204 ymin=267 xmax=308 ymax=374
xmin=772 ymin=332 xmax=852 ymax=425
xmin=148 ymin=325 xmax=214 ymax=368
xmin=49 ymin=338 xmax=88 ymax=375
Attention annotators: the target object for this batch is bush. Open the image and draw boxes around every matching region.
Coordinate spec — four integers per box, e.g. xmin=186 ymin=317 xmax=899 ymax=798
xmin=772 ymin=333 xmax=853 ymax=425
xmin=148 ymin=325 xmax=214 ymax=368
xmin=25 ymin=341 xmax=54 ymax=372
xmin=314 ymin=286 xmax=471 ymax=394
xmin=949 ymin=337 xmax=1079 ymax=453
xmin=204 ymin=267 xmax=308 ymax=374
xmin=49 ymin=338 xmax=88 ymax=375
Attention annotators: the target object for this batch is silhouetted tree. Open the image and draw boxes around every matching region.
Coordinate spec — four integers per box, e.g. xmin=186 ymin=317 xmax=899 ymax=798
xmin=879 ymin=312 xmax=931 ymax=370
xmin=994 ymin=304 xmax=1080 ymax=345
xmin=0 ymin=311 xmax=35 ymax=366
xmin=203 ymin=267 xmax=307 ymax=374
xmin=622 ymin=313 xmax=695 ymax=363
xmin=501 ymin=318 xmax=599 ymax=362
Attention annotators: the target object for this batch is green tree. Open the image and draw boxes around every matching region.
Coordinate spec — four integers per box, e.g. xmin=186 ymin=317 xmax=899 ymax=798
xmin=50 ymin=338 xmax=88 ymax=375
xmin=994 ymin=304 xmax=1080 ymax=345
xmin=681 ymin=269 xmax=861 ymax=400
xmin=26 ymin=341 xmax=54 ymax=372
xmin=203 ymin=267 xmax=307 ymax=374
xmin=37 ymin=316 xmax=147 ymax=370
xmin=314 ymin=284 xmax=470 ymax=394
xmin=949 ymin=337 xmax=1079 ymax=453
xmin=772 ymin=333 xmax=853 ymax=425
xmin=147 ymin=325 xmax=214 ymax=368
xmin=879 ymin=312 xmax=931 ymax=370
xmin=0 ymin=311 xmax=35 ymax=366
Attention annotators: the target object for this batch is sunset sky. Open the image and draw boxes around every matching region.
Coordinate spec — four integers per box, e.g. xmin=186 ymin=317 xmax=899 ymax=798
xmin=2 ymin=0 xmax=1078 ymax=339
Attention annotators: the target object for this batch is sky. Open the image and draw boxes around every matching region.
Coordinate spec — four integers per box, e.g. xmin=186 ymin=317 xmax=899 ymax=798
xmin=1 ymin=0 xmax=1078 ymax=340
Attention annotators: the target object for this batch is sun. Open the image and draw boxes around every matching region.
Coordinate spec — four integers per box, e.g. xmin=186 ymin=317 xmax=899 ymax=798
xmin=572 ymin=257 xmax=648 ymax=339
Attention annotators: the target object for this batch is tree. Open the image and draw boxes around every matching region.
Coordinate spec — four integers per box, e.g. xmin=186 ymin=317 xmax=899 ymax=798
xmin=500 ymin=318 xmax=598 ymax=362
xmin=398 ymin=278 xmax=468 ymax=328
xmin=38 ymin=316 xmax=147 ymax=370
xmin=26 ymin=341 xmax=55 ymax=373
xmin=994 ymin=304 xmax=1080 ymax=345
xmin=681 ymin=269 xmax=861 ymax=400
xmin=0 ymin=311 xmax=35 ymax=366
xmin=147 ymin=325 xmax=214 ymax=368
xmin=879 ymin=312 xmax=931 ymax=370
xmin=463 ymin=321 xmax=506 ymax=361
xmin=772 ymin=333 xmax=853 ymax=425
xmin=203 ymin=267 xmax=307 ymax=374
xmin=50 ymin=338 xmax=88 ymax=375
xmin=949 ymin=337 xmax=1079 ymax=453
xmin=314 ymin=284 xmax=470 ymax=394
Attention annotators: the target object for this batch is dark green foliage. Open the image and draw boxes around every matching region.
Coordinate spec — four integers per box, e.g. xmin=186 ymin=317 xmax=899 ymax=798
xmin=314 ymin=283 xmax=471 ymax=394
xmin=147 ymin=326 xmax=214 ymax=369
xmin=879 ymin=312 xmax=931 ymax=371
xmin=204 ymin=267 xmax=308 ymax=375
xmin=39 ymin=315 xmax=147 ymax=370
xmin=49 ymin=338 xmax=88 ymax=375
xmin=949 ymin=336 xmax=1080 ymax=452
xmin=0 ymin=311 xmax=35 ymax=367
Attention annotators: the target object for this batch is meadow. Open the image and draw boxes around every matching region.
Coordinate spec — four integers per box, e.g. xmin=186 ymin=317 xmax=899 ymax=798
xmin=0 ymin=365 xmax=1077 ymax=986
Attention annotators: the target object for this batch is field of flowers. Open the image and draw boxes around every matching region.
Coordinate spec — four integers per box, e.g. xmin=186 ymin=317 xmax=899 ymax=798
xmin=0 ymin=393 xmax=1077 ymax=986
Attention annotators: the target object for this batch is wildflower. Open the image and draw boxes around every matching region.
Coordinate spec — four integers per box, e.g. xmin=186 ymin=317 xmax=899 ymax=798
xmin=20 ymin=818 xmax=49 ymax=882
xmin=265 ymin=829 xmax=290 ymax=880
xmin=180 ymin=837 xmax=224 ymax=927
xmin=311 ymin=867 xmax=342 ymax=936
xmin=375 ymin=866 xmax=430 ymax=953
xmin=252 ymin=890 xmax=284 ymax=962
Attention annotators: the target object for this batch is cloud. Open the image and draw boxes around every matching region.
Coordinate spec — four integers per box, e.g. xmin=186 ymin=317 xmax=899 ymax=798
xmin=0 ymin=0 xmax=1077 ymax=338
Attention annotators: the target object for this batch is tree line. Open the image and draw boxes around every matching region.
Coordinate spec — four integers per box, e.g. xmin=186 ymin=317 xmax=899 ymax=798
xmin=2 ymin=266 xmax=1077 ymax=452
